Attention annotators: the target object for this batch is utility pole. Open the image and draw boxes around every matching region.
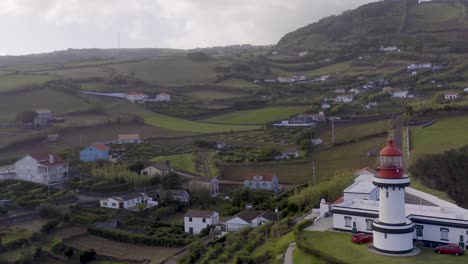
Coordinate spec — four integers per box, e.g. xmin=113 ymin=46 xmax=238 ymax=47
xmin=312 ymin=161 xmax=316 ymax=185
xmin=332 ymin=118 xmax=335 ymax=145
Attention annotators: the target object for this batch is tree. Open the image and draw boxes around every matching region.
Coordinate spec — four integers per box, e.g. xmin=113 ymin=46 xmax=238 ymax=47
xmin=16 ymin=110 xmax=38 ymax=124
xmin=127 ymin=161 xmax=145 ymax=174
xmin=257 ymin=145 xmax=281 ymax=161
xmin=80 ymin=249 xmax=96 ymax=263
xmin=161 ymin=172 xmax=188 ymax=190
xmin=190 ymin=185 xmax=213 ymax=209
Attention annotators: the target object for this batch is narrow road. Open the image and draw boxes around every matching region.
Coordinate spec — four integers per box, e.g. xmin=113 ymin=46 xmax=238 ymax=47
xmin=284 ymin=242 xmax=296 ymax=264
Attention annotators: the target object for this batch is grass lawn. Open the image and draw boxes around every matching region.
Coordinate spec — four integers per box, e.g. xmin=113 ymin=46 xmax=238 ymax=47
xmin=293 ymin=248 xmax=326 ymax=264
xmin=47 ymin=66 xmax=112 ymax=79
xmin=0 ymin=74 xmax=56 ymax=92
xmin=201 ymin=106 xmax=309 ymax=125
xmin=297 ymin=231 xmax=468 ymax=264
xmin=409 ymin=115 xmax=468 ymax=163
xmin=407 ymin=2 xmax=463 ymax=32
xmin=216 ymin=78 xmax=265 ymax=90
xmin=319 ymin=119 xmax=391 ymax=144
xmin=152 ymin=154 xmax=198 ymax=174
xmin=0 ymin=228 xmax=33 ymax=244
xmin=252 ymin=231 xmax=295 ymax=260
xmin=184 ymin=89 xmax=249 ymax=101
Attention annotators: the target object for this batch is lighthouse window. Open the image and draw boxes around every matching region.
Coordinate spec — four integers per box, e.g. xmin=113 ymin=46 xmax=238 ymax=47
xmin=344 ymin=217 xmax=352 ymax=227
xmin=384 ymin=233 xmax=387 ymax=239
xmin=416 ymin=225 xmax=423 ymax=237
xmin=386 ymin=191 xmax=389 ymax=198
xmin=440 ymin=228 xmax=449 ymax=241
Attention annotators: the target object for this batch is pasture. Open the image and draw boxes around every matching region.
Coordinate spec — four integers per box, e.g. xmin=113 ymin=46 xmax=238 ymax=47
xmin=47 ymin=66 xmax=112 ymax=79
xmin=0 ymin=74 xmax=56 ymax=92
xmin=407 ymin=2 xmax=463 ymax=32
xmin=151 ymin=154 xmax=198 ymax=175
xmin=318 ymin=119 xmax=391 ymax=144
xmin=409 ymin=115 xmax=468 ymax=162
xmin=184 ymin=89 xmax=250 ymax=101
xmin=201 ymin=106 xmax=309 ymax=125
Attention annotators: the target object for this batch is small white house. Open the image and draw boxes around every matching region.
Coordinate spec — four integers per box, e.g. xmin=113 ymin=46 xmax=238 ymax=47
xmin=311 ymin=138 xmax=323 ymax=145
xmin=334 ymin=89 xmax=346 ymax=94
xmin=277 ymin=77 xmax=295 ymax=83
xmin=244 ymin=173 xmax=279 ymax=192
xmin=298 ymin=51 xmax=309 ymax=57
xmin=321 ymin=103 xmax=331 ymax=109
xmin=117 ymin=134 xmax=141 ymax=144
xmin=379 ymin=46 xmax=398 ymax=52
xmin=392 ymin=90 xmax=409 ymax=98
xmin=15 ymin=152 xmax=69 ymax=186
xmin=100 ymin=193 xmax=157 ymax=209
xmin=184 ymin=210 xmax=219 ymax=235
xmin=126 ymin=92 xmax=149 ymax=103
xmin=336 ymin=95 xmax=354 ymax=103
xmin=275 ymin=148 xmax=300 ymax=160
xmin=444 ymin=92 xmax=459 ymax=100
xmin=343 ymin=181 xmax=379 ymax=201
xmin=464 ymin=87 xmax=468 ymax=93
xmin=225 ymin=209 xmax=277 ymax=232
xmin=156 ymin=92 xmax=171 ymax=102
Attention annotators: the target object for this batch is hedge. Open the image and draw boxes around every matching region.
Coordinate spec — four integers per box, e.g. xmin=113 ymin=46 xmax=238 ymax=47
xmin=296 ymin=218 xmax=314 ymax=232
xmin=88 ymin=227 xmax=192 ymax=247
xmin=296 ymin=238 xmax=347 ymax=264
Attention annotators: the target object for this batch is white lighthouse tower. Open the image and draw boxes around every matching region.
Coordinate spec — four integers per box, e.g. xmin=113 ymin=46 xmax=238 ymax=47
xmin=372 ymin=139 xmax=414 ymax=254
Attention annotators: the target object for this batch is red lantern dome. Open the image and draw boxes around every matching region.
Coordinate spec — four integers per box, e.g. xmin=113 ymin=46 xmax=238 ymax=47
xmin=379 ymin=139 xmax=404 ymax=178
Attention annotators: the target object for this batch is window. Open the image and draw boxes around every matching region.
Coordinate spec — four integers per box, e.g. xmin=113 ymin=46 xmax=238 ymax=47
xmin=441 ymin=228 xmax=449 ymax=241
xmin=344 ymin=216 xmax=352 ymax=227
xmin=386 ymin=191 xmax=389 ymax=198
xmin=416 ymin=225 xmax=423 ymax=237
xmin=202 ymin=218 xmax=206 ymax=223
xmin=103 ymin=202 xmax=108 ymax=206
xmin=111 ymin=203 xmax=116 ymax=207
xmin=384 ymin=233 xmax=387 ymax=239
xmin=189 ymin=217 xmax=193 ymax=222
xmin=366 ymin=219 xmax=373 ymax=231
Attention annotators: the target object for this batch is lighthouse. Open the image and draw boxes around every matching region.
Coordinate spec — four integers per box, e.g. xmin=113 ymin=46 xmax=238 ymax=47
xmin=372 ymin=139 xmax=414 ymax=254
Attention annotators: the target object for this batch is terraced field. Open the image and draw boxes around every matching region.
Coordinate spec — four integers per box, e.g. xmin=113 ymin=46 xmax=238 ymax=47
xmin=0 ymin=74 xmax=56 ymax=92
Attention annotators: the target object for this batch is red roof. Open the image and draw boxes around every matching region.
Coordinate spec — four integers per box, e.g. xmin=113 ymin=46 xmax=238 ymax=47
xmin=244 ymin=173 xmax=276 ymax=182
xmin=333 ymin=196 xmax=345 ymax=205
xmin=379 ymin=139 xmax=402 ymax=157
xmin=157 ymin=92 xmax=170 ymax=96
xmin=92 ymin=143 xmax=110 ymax=151
xmin=29 ymin=151 xmax=65 ymax=167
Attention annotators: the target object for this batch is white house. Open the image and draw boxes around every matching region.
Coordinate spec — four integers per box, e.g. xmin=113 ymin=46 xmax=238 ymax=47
xmin=392 ymin=90 xmax=409 ymax=98
xmin=311 ymin=138 xmax=323 ymax=145
xmin=322 ymin=103 xmax=331 ymax=109
xmin=298 ymin=51 xmax=309 ymax=57
xmin=190 ymin=176 xmax=220 ymax=197
xmin=156 ymin=92 xmax=171 ymax=102
xmin=334 ymin=89 xmax=346 ymax=94
xmin=464 ymin=87 xmax=468 ymax=93
xmin=277 ymin=77 xmax=295 ymax=83
xmin=275 ymin=148 xmax=300 ymax=160
xmin=117 ymin=134 xmax=141 ymax=144
xmin=244 ymin=173 xmax=279 ymax=192
xmin=444 ymin=92 xmax=459 ymax=100
xmin=379 ymin=46 xmax=399 ymax=52
xmin=343 ymin=180 xmax=379 ymax=201
xmin=14 ymin=152 xmax=69 ymax=186
xmin=126 ymin=92 xmax=149 ymax=103
xmin=100 ymin=192 xmax=157 ymax=210
xmin=349 ymin=88 xmax=361 ymax=94
xmin=225 ymin=209 xmax=277 ymax=232
xmin=184 ymin=210 xmax=219 ymax=235
xmin=407 ymin=63 xmax=432 ymax=71
xmin=336 ymin=95 xmax=354 ymax=103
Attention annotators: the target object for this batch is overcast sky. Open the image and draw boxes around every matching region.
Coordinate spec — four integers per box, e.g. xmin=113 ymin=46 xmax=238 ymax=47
xmin=0 ymin=0 xmax=378 ymax=55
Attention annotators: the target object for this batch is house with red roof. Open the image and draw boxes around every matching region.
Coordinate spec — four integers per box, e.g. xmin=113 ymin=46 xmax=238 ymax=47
xmin=244 ymin=173 xmax=279 ymax=192
xmin=156 ymin=92 xmax=171 ymax=102
xmin=80 ymin=143 xmax=111 ymax=162
xmin=14 ymin=152 xmax=69 ymax=186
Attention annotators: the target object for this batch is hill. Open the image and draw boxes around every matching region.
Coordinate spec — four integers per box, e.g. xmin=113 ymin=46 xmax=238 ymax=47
xmin=276 ymin=0 xmax=468 ymax=53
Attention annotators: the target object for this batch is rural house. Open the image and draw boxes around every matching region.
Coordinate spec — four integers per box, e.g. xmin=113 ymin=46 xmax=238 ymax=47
xmin=379 ymin=46 xmax=399 ymax=52
xmin=166 ymin=190 xmax=190 ymax=203
xmin=79 ymin=143 xmax=110 ymax=162
xmin=336 ymin=95 xmax=354 ymax=103
xmin=275 ymin=148 xmax=300 ymax=160
xmin=15 ymin=152 xmax=69 ymax=186
xmin=464 ymin=87 xmax=468 ymax=93
xmin=47 ymin=134 xmax=60 ymax=142
xmin=118 ymin=134 xmax=141 ymax=144
xmin=244 ymin=173 xmax=279 ymax=192
xmin=156 ymin=92 xmax=171 ymax=102
xmin=225 ymin=209 xmax=277 ymax=232
xmin=184 ymin=210 xmax=219 ymax=235
xmin=126 ymin=92 xmax=149 ymax=103
xmin=33 ymin=109 xmax=53 ymax=128
xmin=334 ymin=89 xmax=346 ymax=94
xmin=140 ymin=162 xmax=172 ymax=176
xmin=190 ymin=176 xmax=220 ymax=197
xmin=100 ymin=192 xmax=157 ymax=210
xmin=391 ymin=90 xmax=409 ymax=98
xmin=444 ymin=92 xmax=459 ymax=100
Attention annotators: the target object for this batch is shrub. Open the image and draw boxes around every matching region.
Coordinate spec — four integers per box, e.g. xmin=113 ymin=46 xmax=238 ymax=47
xmin=41 ymin=219 xmax=59 ymax=233
xmin=51 ymin=238 xmax=66 ymax=254
xmin=79 ymin=249 xmax=96 ymax=263
xmin=37 ymin=203 xmax=71 ymax=222
xmin=296 ymin=219 xmax=314 ymax=232
xmin=198 ymin=225 xmax=212 ymax=238
xmin=64 ymin=247 xmax=74 ymax=258
xmin=0 ymin=205 xmax=8 ymax=216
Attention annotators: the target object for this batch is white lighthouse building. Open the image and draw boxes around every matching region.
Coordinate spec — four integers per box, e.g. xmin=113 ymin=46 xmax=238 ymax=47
xmin=371 ymin=139 xmax=415 ymax=254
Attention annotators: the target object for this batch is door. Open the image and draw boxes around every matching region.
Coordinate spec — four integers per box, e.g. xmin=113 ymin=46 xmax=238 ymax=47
xmin=189 ymin=227 xmax=193 ymax=234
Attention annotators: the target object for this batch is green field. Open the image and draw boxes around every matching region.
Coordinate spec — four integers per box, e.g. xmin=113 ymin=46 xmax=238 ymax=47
xmin=319 ymin=119 xmax=391 ymax=144
xmin=410 ymin=115 xmax=468 ymax=162
xmin=0 ymin=228 xmax=33 ymax=244
xmin=407 ymin=2 xmax=463 ymax=32
xmin=184 ymin=89 xmax=249 ymax=101
xmin=293 ymin=248 xmax=326 ymax=264
xmin=297 ymin=231 xmax=468 ymax=264
xmin=151 ymin=154 xmax=198 ymax=174
xmin=0 ymin=74 xmax=56 ymax=92
xmin=202 ymin=106 xmax=309 ymax=125
xmin=111 ymin=56 xmax=227 ymax=85
xmin=47 ymin=67 xmax=111 ymax=79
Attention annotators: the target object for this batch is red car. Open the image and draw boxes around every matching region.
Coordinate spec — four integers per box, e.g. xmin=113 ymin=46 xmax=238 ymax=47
xmin=352 ymin=233 xmax=373 ymax=244
xmin=434 ymin=244 xmax=464 ymax=256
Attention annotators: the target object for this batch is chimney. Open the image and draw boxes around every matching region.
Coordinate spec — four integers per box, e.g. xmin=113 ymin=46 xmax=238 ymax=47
xmin=49 ymin=154 xmax=54 ymax=163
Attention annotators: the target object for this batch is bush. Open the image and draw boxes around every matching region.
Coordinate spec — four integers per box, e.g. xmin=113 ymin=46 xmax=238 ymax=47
xmin=296 ymin=219 xmax=314 ymax=232
xmin=41 ymin=219 xmax=59 ymax=233
xmin=0 ymin=205 xmax=8 ymax=216
xmin=64 ymin=247 xmax=74 ymax=258
xmin=37 ymin=203 xmax=71 ymax=222
xmin=79 ymin=249 xmax=96 ymax=263
xmin=198 ymin=225 xmax=212 ymax=238
xmin=51 ymin=238 xmax=66 ymax=254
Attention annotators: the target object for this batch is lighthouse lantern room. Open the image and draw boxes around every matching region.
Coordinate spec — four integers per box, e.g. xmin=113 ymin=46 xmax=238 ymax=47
xmin=372 ymin=139 xmax=415 ymax=254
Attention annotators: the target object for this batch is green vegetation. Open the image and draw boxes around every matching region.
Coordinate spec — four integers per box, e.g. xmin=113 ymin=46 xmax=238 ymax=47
xmin=0 ymin=74 xmax=56 ymax=92
xmin=319 ymin=119 xmax=391 ymax=144
xmin=91 ymin=164 xmax=155 ymax=186
xmin=47 ymin=67 xmax=111 ymax=79
xmin=152 ymin=154 xmax=198 ymax=174
xmin=293 ymin=248 xmax=326 ymax=264
xmin=297 ymin=231 xmax=468 ymax=264
xmin=202 ymin=106 xmax=308 ymax=125
xmin=0 ymin=229 xmax=33 ymax=244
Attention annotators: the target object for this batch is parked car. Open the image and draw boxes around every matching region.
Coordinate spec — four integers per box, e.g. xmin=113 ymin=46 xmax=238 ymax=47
xmin=352 ymin=233 xmax=373 ymax=244
xmin=434 ymin=244 xmax=463 ymax=256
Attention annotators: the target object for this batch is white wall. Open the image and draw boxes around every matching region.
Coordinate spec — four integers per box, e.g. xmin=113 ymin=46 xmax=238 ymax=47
xmin=378 ymin=187 xmax=406 ymax=224
xmin=412 ymin=221 xmax=468 ymax=248
xmin=332 ymin=213 xmax=376 ymax=233
xmin=15 ymin=156 xmax=43 ymax=184
xmin=100 ymin=199 xmax=120 ymax=209
xmin=184 ymin=213 xmax=219 ymax=234
xmin=226 ymin=217 xmax=250 ymax=232
xmin=373 ymin=232 xmax=414 ymax=252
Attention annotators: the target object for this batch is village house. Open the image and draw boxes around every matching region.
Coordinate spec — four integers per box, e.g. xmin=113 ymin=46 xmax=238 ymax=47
xmin=363 ymin=102 xmax=378 ymax=109
xmin=298 ymin=51 xmax=309 ymax=57
xmin=311 ymin=138 xmax=323 ymax=145
xmin=156 ymin=92 xmax=171 ymax=102
xmin=277 ymin=77 xmax=295 ymax=83
xmin=14 ymin=152 xmax=69 ymax=186
xmin=379 ymin=46 xmax=399 ymax=52
xmin=34 ymin=109 xmax=53 ymax=128
xmin=362 ymin=81 xmax=375 ymax=90
xmin=321 ymin=103 xmax=331 ymax=109
xmin=294 ymin=74 xmax=307 ymax=81
xmin=140 ymin=162 xmax=172 ymax=177
xmin=275 ymin=148 xmax=300 ymax=160
xmin=464 ymin=87 xmax=468 ymax=93
xmin=216 ymin=142 xmax=226 ymax=150
xmin=100 ymin=192 xmax=157 ymax=210
xmin=184 ymin=210 xmax=219 ymax=235
xmin=349 ymin=88 xmax=361 ymax=94
xmin=444 ymin=92 xmax=459 ymax=100
xmin=79 ymin=143 xmax=110 ymax=162
xmin=244 ymin=173 xmax=279 ymax=192
xmin=190 ymin=176 xmax=220 ymax=197
xmin=117 ymin=134 xmax=141 ymax=144
xmin=166 ymin=189 xmax=190 ymax=203
xmin=333 ymin=88 xmax=346 ymax=94
xmin=407 ymin=63 xmax=432 ymax=71
xmin=392 ymin=90 xmax=409 ymax=98
xmin=224 ymin=209 xmax=277 ymax=232
xmin=126 ymin=92 xmax=149 ymax=103
xmin=336 ymin=95 xmax=354 ymax=103
xmin=47 ymin=134 xmax=60 ymax=142
xmin=290 ymin=113 xmax=325 ymax=124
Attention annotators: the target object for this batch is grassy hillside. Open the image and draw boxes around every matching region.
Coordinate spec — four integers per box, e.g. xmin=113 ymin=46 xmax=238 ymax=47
xmin=201 ymin=106 xmax=309 ymax=125
xmin=0 ymin=74 xmax=56 ymax=92
xmin=151 ymin=154 xmax=198 ymax=174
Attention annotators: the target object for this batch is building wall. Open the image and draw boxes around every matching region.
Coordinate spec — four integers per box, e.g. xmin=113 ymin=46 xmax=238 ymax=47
xmin=184 ymin=213 xmax=219 ymax=234
xmin=15 ymin=156 xmax=42 ymax=184
xmin=226 ymin=217 xmax=250 ymax=232
xmin=100 ymin=199 xmax=120 ymax=209
xmin=333 ymin=213 xmax=376 ymax=233
xmin=412 ymin=221 xmax=468 ymax=248
xmin=80 ymin=147 xmax=109 ymax=162
xmin=373 ymin=232 xmax=414 ymax=253
xmin=378 ymin=187 xmax=406 ymax=224
xmin=141 ymin=167 xmax=164 ymax=176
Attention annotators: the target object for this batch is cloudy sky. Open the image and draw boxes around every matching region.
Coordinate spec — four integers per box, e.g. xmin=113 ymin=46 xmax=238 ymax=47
xmin=0 ymin=0 xmax=377 ymax=55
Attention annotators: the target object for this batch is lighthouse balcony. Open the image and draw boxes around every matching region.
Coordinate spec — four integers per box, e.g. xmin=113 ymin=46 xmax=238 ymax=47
xmin=373 ymin=176 xmax=410 ymax=188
